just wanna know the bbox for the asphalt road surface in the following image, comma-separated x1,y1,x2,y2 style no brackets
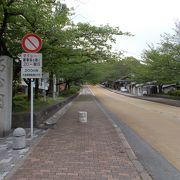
89,85,180,180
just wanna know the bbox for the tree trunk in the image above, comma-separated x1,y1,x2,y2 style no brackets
27,80,31,101
56,78,60,96
65,81,70,90
24,79,31,101
47,72,53,97
158,84,163,94
35,79,39,99
12,61,21,97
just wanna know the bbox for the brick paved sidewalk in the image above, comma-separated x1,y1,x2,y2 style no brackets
7,93,150,180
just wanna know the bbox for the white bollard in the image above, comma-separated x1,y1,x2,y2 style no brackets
79,111,87,123
13,128,26,150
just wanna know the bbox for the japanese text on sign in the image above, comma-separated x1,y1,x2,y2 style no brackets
21,53,42,67
21,67,42,78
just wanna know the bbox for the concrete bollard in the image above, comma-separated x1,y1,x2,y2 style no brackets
79,111,87,123
13,128,26,150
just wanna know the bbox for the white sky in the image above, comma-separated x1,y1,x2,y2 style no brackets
64,0,180,60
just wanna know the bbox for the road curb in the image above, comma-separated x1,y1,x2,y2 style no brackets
115,126,152,180
91,88,152,179
92,91,153,180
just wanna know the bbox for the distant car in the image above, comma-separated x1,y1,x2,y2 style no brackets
143,90,148,95
120,87,128,92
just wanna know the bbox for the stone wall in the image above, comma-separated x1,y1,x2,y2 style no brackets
0,56,13,136
12,93,78,128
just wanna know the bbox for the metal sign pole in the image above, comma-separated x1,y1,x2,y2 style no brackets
21,33,43,140
31,79,34,139
43,82,46,102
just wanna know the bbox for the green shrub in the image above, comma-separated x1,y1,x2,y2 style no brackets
167,90,180,96
13,94,65,112
12,86,80,112
60,86,80,97
13,93,27,101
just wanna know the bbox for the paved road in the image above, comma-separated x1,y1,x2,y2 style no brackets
90,85,180,180
6,88,150,180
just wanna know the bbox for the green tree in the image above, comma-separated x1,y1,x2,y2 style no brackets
142,21,180,84
0,0,58,56
44,22,130,91
140,21,180,92
84,62,115,84
1,0,131,99
105,56,142,81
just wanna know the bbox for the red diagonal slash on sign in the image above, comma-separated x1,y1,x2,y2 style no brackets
22,33,42,53
27,37,38,49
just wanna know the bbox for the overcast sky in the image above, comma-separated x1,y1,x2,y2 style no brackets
64,0,180,59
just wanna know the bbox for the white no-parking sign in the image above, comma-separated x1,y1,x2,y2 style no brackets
22,33,42,53
21,33,43,139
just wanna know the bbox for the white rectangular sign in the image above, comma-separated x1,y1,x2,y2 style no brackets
21,67,42,78
21,53,42,67
42,72,49,80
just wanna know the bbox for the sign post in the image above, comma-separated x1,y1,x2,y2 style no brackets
21,33,42,139
31,79,34,138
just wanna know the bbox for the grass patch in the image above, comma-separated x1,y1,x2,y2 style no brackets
13,94,64,112
13,86,80,112
60,85,80,97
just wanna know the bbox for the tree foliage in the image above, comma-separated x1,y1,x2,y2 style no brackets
142,21,180,85
90,21,180,87
1,0,131,98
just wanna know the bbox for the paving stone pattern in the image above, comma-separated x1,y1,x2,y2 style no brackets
0,129,47,180
8,92,142,180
